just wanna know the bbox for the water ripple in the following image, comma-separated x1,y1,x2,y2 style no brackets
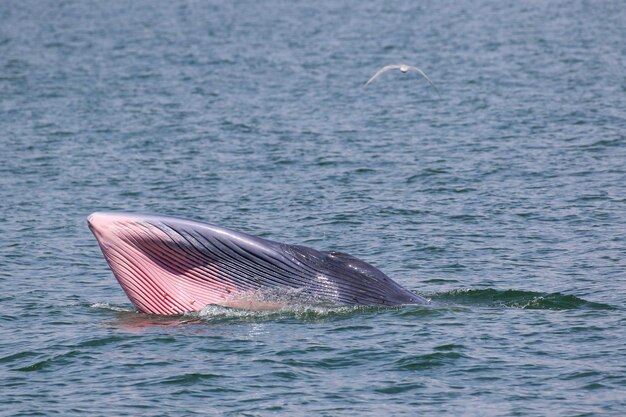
1,0,625,416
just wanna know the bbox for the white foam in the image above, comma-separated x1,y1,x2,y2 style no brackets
90,302,132,312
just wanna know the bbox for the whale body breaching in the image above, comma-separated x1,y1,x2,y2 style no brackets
88,212,428,315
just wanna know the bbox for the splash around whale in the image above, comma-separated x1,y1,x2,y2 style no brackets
88,212,428,315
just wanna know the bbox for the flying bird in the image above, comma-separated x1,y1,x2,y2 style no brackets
365,64,439,93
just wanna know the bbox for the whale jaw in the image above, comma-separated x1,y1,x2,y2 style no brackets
88,212,427,315
88,212,222,314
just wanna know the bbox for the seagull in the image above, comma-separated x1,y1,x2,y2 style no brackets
364,64,439,93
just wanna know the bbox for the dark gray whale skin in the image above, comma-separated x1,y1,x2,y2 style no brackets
88,212,428,314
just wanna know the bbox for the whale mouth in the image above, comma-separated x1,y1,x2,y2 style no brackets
88,212,427,315
87,212,292,314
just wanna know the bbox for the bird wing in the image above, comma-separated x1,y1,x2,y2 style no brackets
407,66,440,94
364,64,402,86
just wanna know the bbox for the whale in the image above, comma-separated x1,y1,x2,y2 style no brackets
88,212,427,314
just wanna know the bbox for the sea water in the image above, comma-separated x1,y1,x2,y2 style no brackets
1,0,625,415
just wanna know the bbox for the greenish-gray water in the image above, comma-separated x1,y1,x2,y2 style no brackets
1,0,625,416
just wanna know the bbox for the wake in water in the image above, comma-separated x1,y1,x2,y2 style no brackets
428,288,614,310
194,303,369,321
90,294,381,327
90,302,133,313
89,287,613,330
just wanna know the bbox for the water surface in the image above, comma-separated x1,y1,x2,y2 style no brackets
1,0,625,415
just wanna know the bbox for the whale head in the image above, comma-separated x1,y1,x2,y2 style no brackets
88,212,427,314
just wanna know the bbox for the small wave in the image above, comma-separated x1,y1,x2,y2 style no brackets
158,373,224,385
190,287,381,322
429,288,614,310
90,302,133,312
193,303,376,322
92,298,384,329
394,351,468,370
